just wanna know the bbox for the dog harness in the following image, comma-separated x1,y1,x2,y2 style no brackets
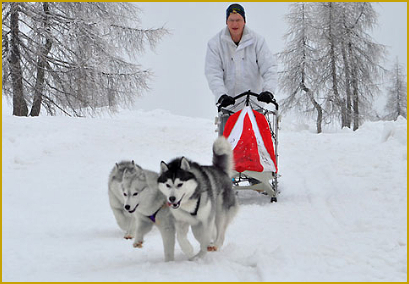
146,203,166,223
190,196,201,216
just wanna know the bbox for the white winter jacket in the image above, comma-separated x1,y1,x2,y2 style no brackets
205,26,277,108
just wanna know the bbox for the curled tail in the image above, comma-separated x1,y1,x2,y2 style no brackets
212,136,234,177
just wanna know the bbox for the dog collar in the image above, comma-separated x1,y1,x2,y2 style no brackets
147,203,165,223
190,196,201,216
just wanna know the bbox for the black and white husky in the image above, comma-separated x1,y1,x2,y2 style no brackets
158,137,238,260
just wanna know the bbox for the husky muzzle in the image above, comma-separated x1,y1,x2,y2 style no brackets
167,194,184,209
125,203,139,213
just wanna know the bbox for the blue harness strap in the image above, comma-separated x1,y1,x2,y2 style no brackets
147,204,165,223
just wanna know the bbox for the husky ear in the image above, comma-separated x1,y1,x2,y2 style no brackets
180,157,190,171
133,163,145,179
160,161,169,174
123,168,131,178
138,171,146,181
133,163,143,172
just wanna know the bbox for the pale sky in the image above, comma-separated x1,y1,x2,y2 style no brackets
135,2,407,119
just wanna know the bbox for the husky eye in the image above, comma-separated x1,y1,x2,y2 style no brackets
177,183,183,188
123,193,127,197
133,192,138,196
166,184,171,188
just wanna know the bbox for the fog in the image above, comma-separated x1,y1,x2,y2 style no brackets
135,2,407,119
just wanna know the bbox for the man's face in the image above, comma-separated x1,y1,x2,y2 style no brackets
227,13,245,40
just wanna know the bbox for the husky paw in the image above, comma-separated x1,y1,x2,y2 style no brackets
133,241,143,248
124,234,134,240
207,246,218,252
189,250,208,261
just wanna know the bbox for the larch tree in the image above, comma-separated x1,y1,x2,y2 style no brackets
278,2,386,131
3,3,28,116
385,58,407,120
279,2,324,133
315,2,348,128
2,2,168,117
337,2,386,130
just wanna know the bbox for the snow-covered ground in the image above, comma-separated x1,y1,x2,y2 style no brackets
2,103,407,281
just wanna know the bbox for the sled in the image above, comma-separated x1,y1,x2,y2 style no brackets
217,91,279,202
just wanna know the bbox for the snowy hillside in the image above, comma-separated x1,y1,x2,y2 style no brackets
2,105,407,281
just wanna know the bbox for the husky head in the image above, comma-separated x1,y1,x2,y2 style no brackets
121,163,149,214
158,157,198,209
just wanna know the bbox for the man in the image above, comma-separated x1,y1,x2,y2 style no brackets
205,3,277,135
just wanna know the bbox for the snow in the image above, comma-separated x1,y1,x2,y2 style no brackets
2,101,407,281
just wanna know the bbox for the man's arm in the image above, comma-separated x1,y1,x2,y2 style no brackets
205,41,228,103
256,37,278,96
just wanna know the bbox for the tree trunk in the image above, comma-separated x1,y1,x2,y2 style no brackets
299,4,322,134
341,41,352,128
351,63,359,130
107,75,115,107
328,3,346,128
395,65,402,120
30,2,52,116
9,3,28,117
349,44,360,131
301,83,323,133
330,47,347,128
352,87,359,130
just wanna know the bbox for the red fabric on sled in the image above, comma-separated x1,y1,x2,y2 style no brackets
253,110,277,172
223,108,277,173
222,110,240,138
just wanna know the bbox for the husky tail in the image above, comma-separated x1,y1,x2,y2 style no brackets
212,136,234,177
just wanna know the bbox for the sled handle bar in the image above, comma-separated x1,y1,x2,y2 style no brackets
218,90,279,112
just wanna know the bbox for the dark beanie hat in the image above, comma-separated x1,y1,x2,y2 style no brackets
226,4,246,22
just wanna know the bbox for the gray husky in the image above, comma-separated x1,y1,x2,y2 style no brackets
108,161,138,239
108,161,176,262
158,137,239,260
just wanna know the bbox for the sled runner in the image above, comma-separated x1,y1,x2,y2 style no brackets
217,91,279,202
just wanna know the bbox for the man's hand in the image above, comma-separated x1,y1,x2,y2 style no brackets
257,91,275,103
217,94,235,108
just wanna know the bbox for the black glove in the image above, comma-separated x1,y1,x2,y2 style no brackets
257,91,275,104
217,94,235,108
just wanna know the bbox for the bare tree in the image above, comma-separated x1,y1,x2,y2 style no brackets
338,2,386,130
279,2,323,133
4,3,28,116
315,2,349,128
30,2,52,116
279,2,386,131
385,58,407,120
2,2,168,117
